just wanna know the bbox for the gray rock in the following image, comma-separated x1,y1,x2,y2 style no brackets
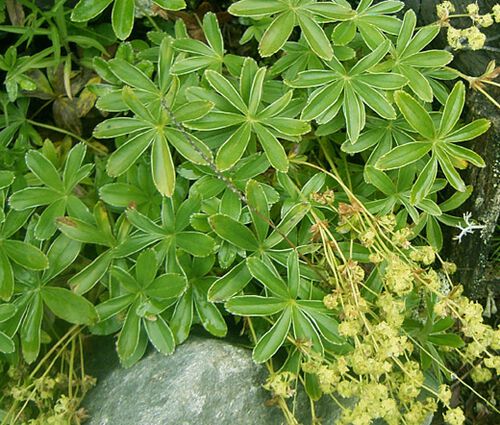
83,336,342,425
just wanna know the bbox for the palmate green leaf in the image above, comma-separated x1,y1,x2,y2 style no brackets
192,280,227,337
72,0,184,39
246,180,270,242
439,81,465,136
230,0,336,60
398,63,433,103
109,60,158,93
106,130,156,177
0,304,17,323
41,287,97,325
301,80,344,121
9,188,61,210
69,251,114,295
208,260,252,302
365,166,396,195
171,289,193,343
444,119,490,143
56,217,111,246
205,70,248,113
428,333,465,348
144,315,175,355
172,12,225,74
332,20,356,45
253,306,292,363
225,296,287,316
96,294,135,321
351,40,390,75
71,0,113,22
152,134,176,197
292,307,323,354
246,256,289,299
176,232,216,257
25,150,63,191
392,11,452,101
410,157,438,204
189,64,310,171
216,123,252,171
112,0,135,40
117,302,141,361
426,215,443,251
443,144,485,168
394,91,435,139
376,142,431,170
21,294,43,363
0,251,14,301
209,214,259,251
343,85,365,143
0,331,15,353
403,51,453,68
253,123,289,172
325,0,403,50
145,273,187,299
43,235,81,282
228,0,287,16
297,13,333,61
3,240,48,270
435,148,466,192
0,171,15,189
352,80,396,119
153,0,186,11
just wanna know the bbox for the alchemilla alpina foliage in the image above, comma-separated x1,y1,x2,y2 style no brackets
0,0,499,424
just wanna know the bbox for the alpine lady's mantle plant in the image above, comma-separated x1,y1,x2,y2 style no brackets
0,0,498,424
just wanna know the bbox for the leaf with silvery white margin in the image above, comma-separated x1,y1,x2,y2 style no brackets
288,41,405,141
187,63,309,171
93,39,214,196
9,144,93,240
378,84,489,198
390,10,453,102
72,0,185,39
172,12,225,75
229,0,336,60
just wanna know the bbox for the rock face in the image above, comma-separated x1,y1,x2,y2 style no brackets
83,336,341,425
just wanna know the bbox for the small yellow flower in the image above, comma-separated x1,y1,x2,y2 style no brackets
476,13,494,27
493,4,500,22
444,407,465,425
441,261,457,274
410,246,435,265
437,1,456,19
263,371,296,398
484,355,500,374
470,365,492,383
447,26,463,49
464,26,487,50
467,3,480,15
438,384,452,405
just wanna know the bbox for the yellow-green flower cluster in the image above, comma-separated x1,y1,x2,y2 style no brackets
307,188,499,425
409,246,435,265
384,255,414,295
437,1,455,20
263,371,297,399
444,407,465,425
437,2,499,50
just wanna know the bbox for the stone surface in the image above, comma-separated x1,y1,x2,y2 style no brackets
83,336,342,425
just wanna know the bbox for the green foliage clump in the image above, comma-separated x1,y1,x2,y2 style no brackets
0,1,499,424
